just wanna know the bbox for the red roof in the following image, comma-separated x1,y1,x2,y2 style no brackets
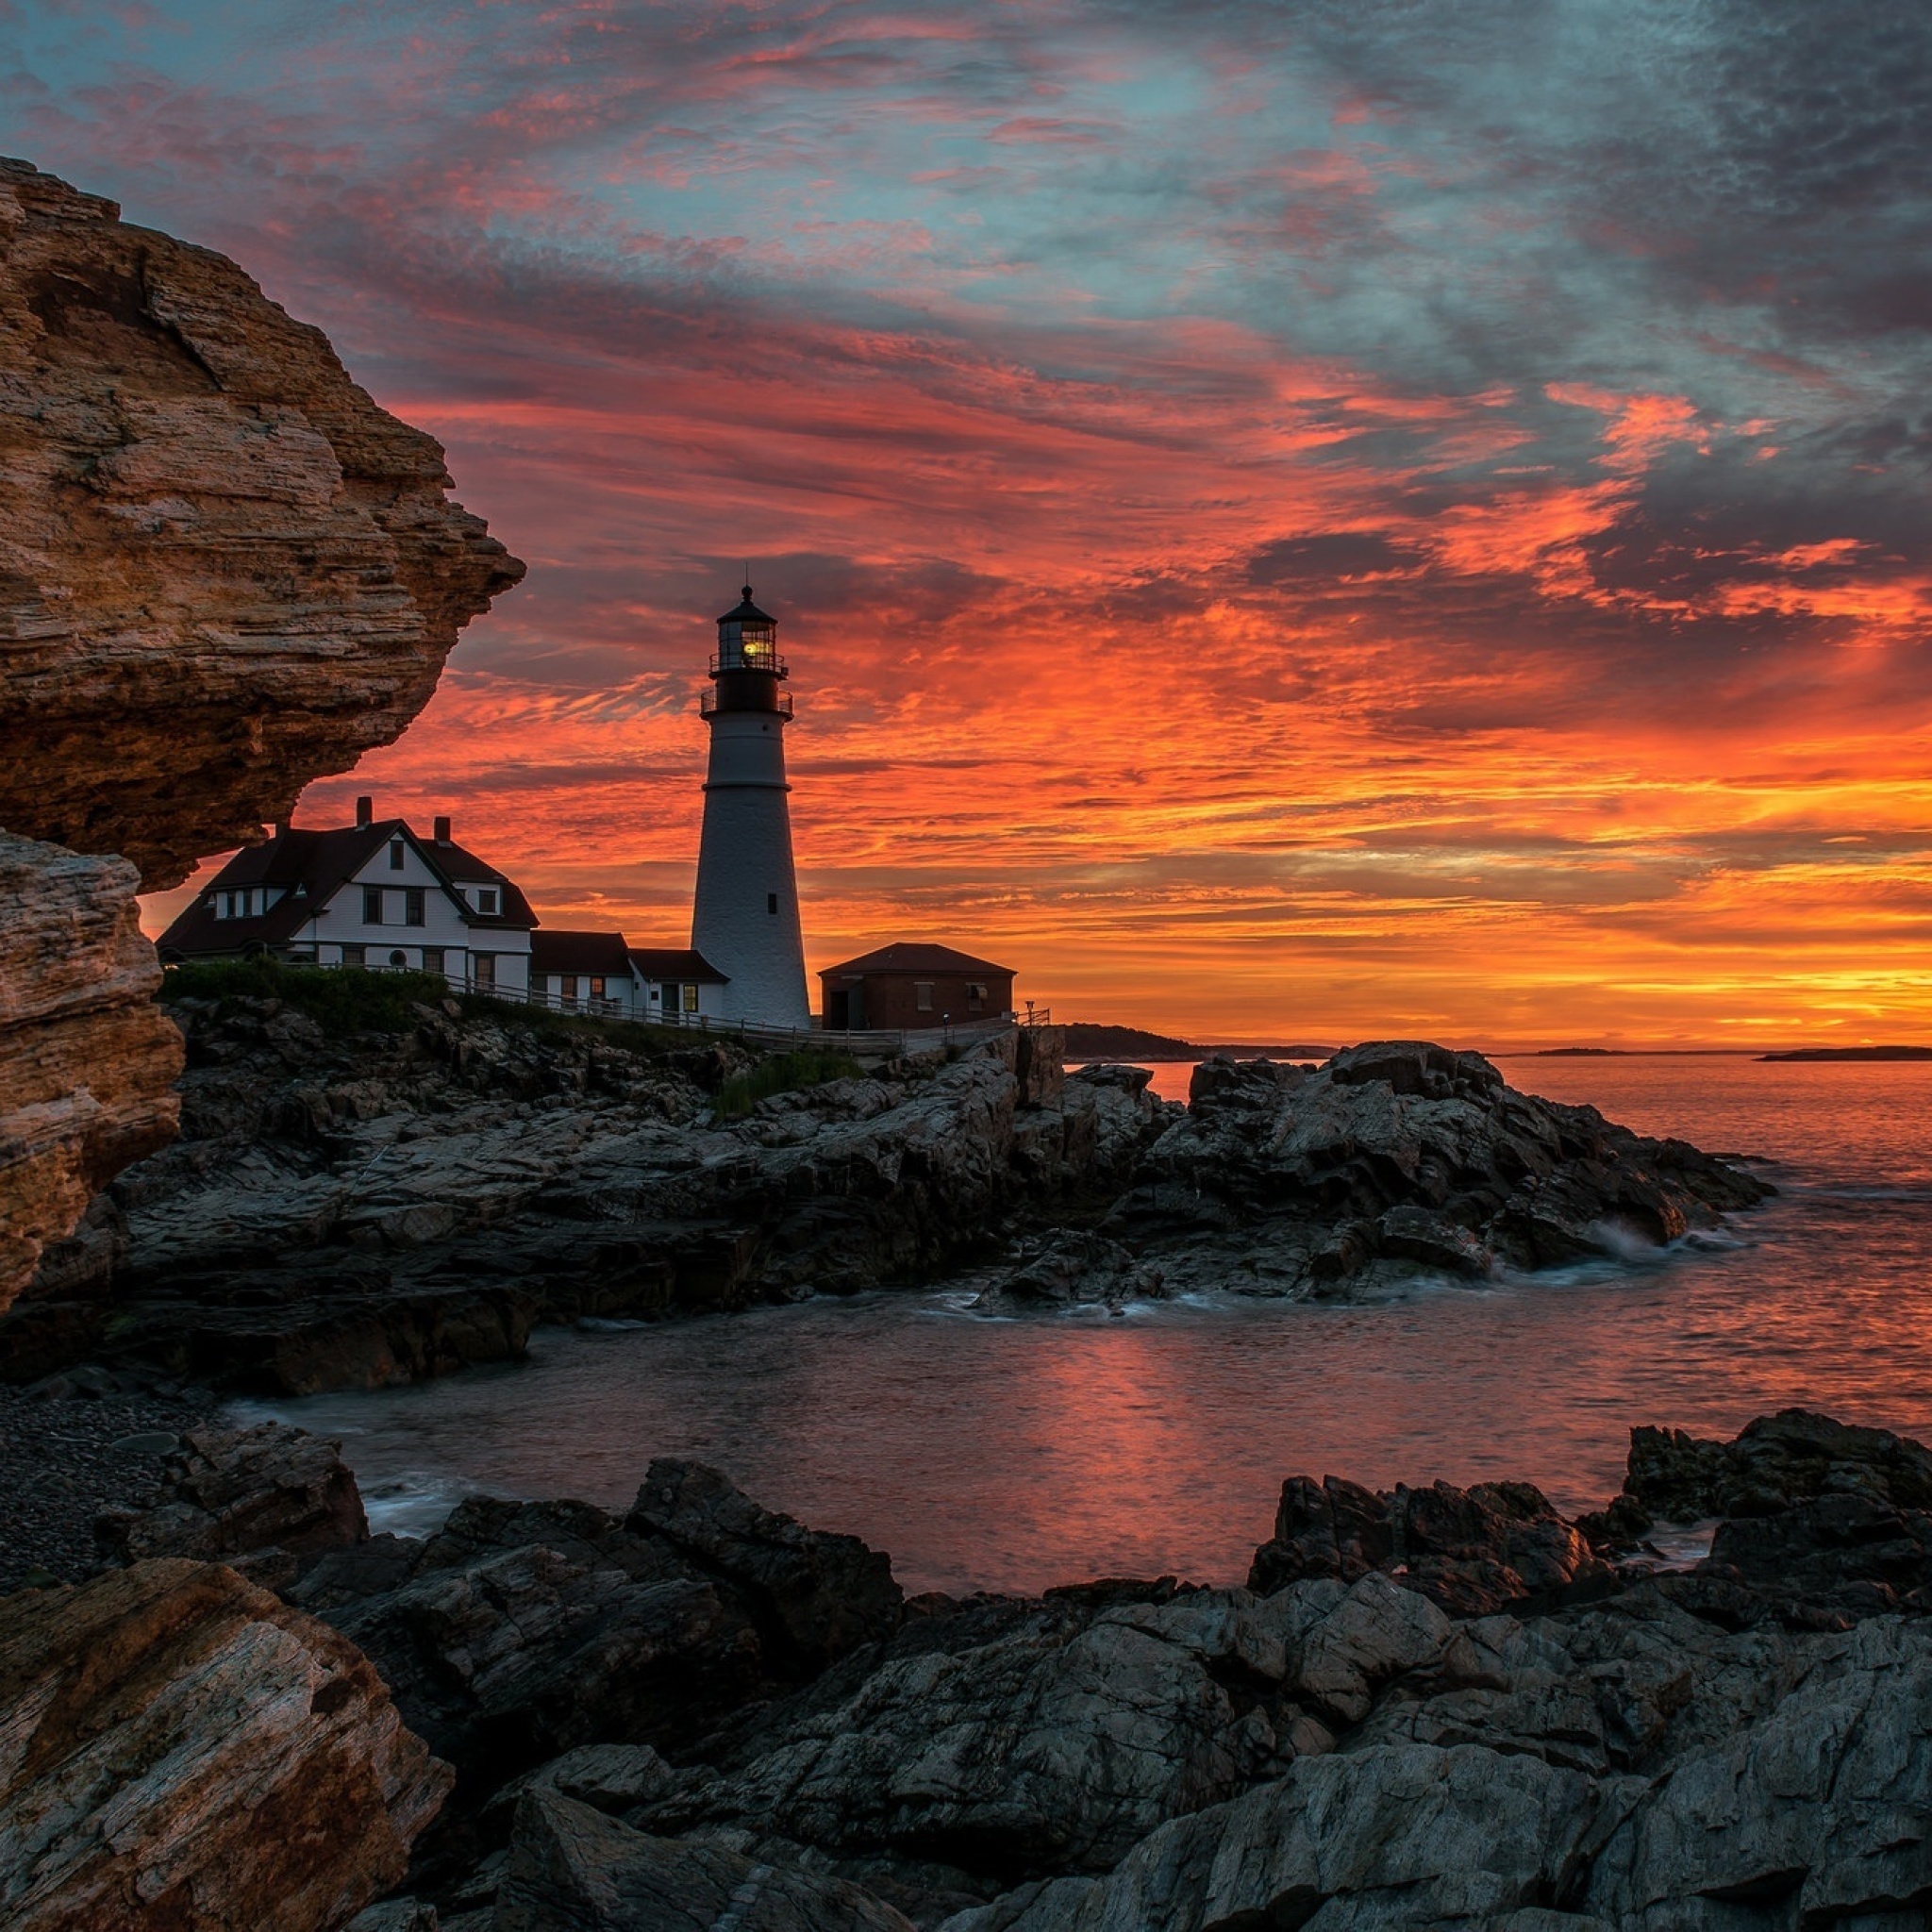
821,941,1012,978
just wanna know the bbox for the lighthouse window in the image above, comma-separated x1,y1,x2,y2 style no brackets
767,892,778,914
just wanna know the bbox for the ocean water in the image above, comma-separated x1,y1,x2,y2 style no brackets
238,1054,1932,1595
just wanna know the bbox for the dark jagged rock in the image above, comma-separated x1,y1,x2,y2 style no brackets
1624,1406,1932,1520
23,997,1170,1391
1248,1471,1610,1616
1115,1039,1772,1297
60,1410,1932,1931
968,1228,1165,1314
627,1457,905,1672
93,1419,366,1587
318,1494,764,1790
496,1790,917,1931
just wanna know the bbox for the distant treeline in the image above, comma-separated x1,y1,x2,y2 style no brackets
1062,1022,1333,1061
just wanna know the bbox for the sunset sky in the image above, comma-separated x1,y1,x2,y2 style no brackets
10,2,1932,1045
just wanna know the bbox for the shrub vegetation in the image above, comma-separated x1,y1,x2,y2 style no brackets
712,1049,865,1120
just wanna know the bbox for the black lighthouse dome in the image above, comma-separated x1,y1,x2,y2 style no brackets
706,581,792,716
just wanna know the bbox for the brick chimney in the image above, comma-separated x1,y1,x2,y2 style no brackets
433,814,452,843
355,795,373,827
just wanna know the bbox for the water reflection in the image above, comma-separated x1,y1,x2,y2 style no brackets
242,1057,1932,1596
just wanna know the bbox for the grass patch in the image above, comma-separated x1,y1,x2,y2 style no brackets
160,957,456,1034
712,1049,865,1121
159,957,684,1056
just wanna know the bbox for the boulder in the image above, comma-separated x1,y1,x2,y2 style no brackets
1624,1407,1932,1521
0,1558,449,1931
970,1230,1165,1314
934,1742,1605,1932
1126,1040,1771,1298
495,1789,917,1931
1249,1471,1609,1615
647,1580,1432,1879
94,1420,368,1585
627,1458,904,1671
324,1495,763,1787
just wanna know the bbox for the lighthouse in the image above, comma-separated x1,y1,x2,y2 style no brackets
691,584,812,1027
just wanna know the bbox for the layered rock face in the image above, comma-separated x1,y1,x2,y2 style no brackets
0,158,523,887
0,1558,449,1931
0,158,523,1321
0,834,181,1301
82,1409,1932,1930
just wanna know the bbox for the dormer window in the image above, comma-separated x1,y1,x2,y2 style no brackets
476,888,499,915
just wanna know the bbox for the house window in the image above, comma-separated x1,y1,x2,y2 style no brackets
915,981,934,1012
423,948,445,975
362,886,383,924
342,944,366,968
589,976,606,999
388,949,408,968
649,987,660,1002
681,983,699,1013
767,892,777,914
389,840,405,871
560,975,578,1004
405,887,425,926
474,954,496,991
476,888,499,915
967,982,987,1007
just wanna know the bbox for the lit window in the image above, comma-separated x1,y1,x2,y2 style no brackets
590,976,606,999
389,840,405,871
363,886,383,924
405,887,425,926
560,975,578,999
682,983,699,1013
915,981,934,1012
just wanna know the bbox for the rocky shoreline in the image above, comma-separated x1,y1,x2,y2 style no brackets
8,1405,1932,1930
3,982,1772,1395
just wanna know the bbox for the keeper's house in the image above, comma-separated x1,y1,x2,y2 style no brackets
819,942,1015,1031
157,797,536,994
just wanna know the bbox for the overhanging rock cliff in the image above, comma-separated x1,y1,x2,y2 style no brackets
0,158,523,1316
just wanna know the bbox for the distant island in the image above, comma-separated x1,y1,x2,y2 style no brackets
1062,1022,1334,1061
1535,1047,1627,1057
1760,1045,1932,1062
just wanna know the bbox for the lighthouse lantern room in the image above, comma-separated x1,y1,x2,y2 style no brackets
690,585,812,1027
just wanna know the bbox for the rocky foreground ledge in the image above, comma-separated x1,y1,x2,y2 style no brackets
5,1407,1931,1930
6,991,1769,1392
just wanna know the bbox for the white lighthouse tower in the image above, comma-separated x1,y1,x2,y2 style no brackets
691,584,812,1027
